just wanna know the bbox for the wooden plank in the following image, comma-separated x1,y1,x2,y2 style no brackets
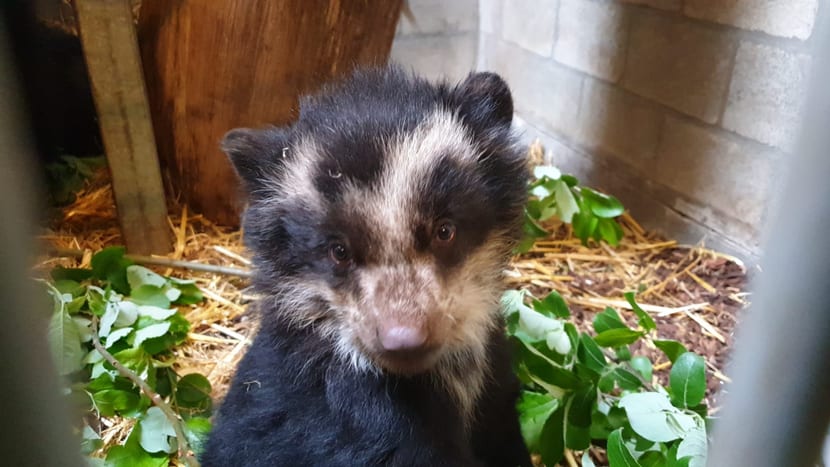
138,0,403,226
74,0,170,254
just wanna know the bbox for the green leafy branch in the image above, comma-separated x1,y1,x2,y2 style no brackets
519,166,625,253
503,290,708,467
88,315,196,466
46,246,212,466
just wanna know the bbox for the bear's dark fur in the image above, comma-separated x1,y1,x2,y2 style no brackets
202,67,532,467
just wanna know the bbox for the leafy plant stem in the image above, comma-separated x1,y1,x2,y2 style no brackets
90,316,197,467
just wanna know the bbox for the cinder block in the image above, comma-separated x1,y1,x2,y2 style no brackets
622,13,736,123
575,79,663,173
397,0,479,36
617,0,681,11
554,0,629,82
515,116,764,259
502,0,558,56
486,41,584,140
685,0,818,40
655,115,777,229
723,41,811,151
390,34,478,83
480,0,502,34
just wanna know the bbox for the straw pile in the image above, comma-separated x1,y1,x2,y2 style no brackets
36,147,748,455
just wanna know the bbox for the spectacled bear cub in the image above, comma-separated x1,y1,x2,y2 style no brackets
201,67,532,467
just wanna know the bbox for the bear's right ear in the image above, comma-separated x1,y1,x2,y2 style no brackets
221,127,288,196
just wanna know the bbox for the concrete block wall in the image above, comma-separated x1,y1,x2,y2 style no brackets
390,0,480,82
474,0,820,261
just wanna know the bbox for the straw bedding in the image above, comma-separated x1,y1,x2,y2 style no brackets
35,145,748,458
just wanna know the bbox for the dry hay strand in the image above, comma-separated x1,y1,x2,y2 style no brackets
37,165,749,456
510,216,747,404
37,170,254,407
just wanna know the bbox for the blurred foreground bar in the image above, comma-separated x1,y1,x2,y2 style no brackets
707,4,830,467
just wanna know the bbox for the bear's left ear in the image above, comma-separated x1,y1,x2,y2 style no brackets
451,72,514,130
221,127,288,197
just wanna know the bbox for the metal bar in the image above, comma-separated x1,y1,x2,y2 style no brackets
707,5,830,466
0,6,83,466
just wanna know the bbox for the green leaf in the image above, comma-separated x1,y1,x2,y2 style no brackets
607,428,642,467
176,373,212,406
594,328,643,347
577,334,607,374
53,279,85,297
99,300,137,337
615,345,632,361
654,340,688,364
639,451,667,467
90,246,133,294
625,292,657,332
515,343,581,391
81,424,103,455
564,390,594,450
184,417,212,457
133,322,171,349
105,327,133,348
92,389,140,417
48,304,84,375
140,313,190,354
670,353,706,408
630,356,653,381
105,425,169,467
667,442,692,467
571,194,599,243
532,290,570,319
538,407,565,467
515,236,538,254
567,386,596,428
534,165,562,180
619,392,694,443
87,287,108,316
130,285,171,308
676,422,707,467
597,218,623,246
554,180,579,223
516,305,571,355
615,367,643,390
127,265,168,290
523,209,549,237
51,267,93,282
168,278,203,305
139,407,177,454
565,421,591,450
517,391,559,452
136,306,177,321
561,174,579,187
593,307,627,334
582,187,625,218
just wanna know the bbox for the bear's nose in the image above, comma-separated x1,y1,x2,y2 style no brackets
379,324,427,352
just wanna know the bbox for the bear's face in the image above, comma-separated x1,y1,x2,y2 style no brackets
224,68,527,376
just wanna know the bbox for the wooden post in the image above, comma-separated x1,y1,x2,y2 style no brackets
138,0,403,226
74,0,171,254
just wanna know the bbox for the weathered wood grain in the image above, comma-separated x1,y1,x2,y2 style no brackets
75,0,171,254
138,0,403,226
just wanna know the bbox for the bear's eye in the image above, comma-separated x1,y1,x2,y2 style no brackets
434,221,456,244
328,242,351,265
